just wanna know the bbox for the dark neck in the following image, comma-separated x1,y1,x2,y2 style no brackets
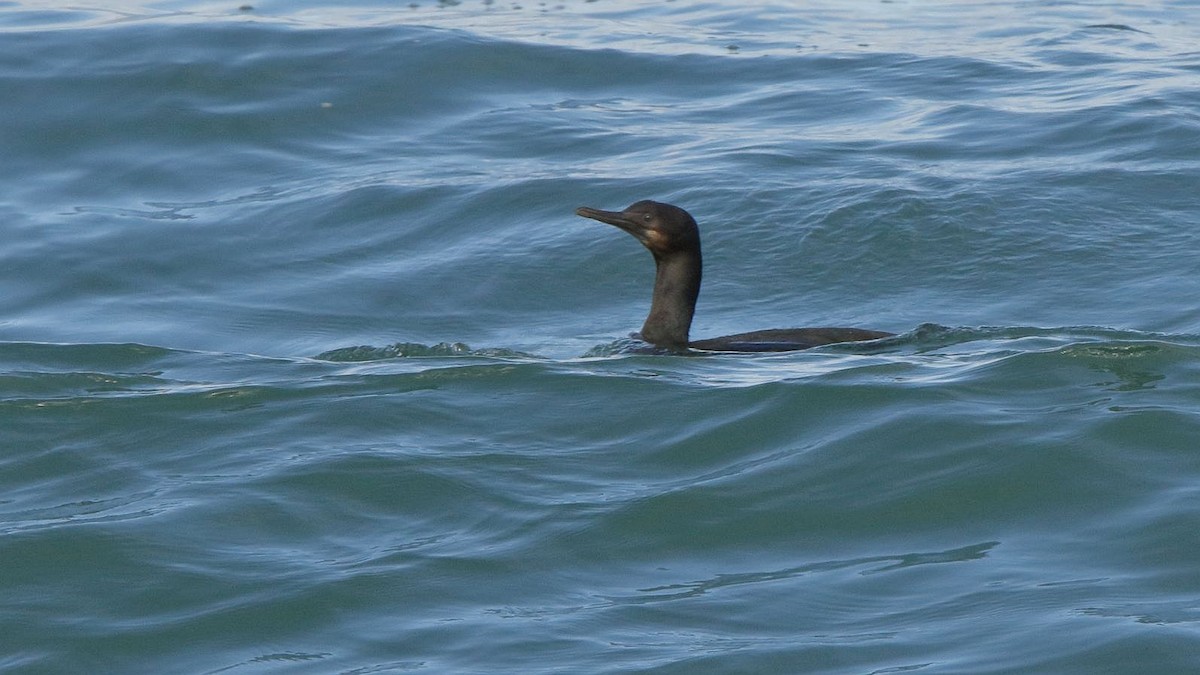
640,249,702,349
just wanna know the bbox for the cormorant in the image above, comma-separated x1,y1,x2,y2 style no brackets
575,200,894,352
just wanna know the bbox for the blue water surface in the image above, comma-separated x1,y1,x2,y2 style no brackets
2,1,1200,672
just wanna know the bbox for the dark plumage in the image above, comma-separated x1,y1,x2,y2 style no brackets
575,200,894,352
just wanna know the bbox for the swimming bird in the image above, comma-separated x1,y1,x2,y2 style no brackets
575,200,894,352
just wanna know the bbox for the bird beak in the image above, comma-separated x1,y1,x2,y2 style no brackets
576,206,647,240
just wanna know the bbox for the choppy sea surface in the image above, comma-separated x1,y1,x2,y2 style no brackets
3,1,1200,672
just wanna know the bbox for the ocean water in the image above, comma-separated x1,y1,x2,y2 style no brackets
3,0,1200,672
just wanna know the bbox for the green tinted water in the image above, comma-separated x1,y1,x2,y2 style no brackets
2,1,1200,672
